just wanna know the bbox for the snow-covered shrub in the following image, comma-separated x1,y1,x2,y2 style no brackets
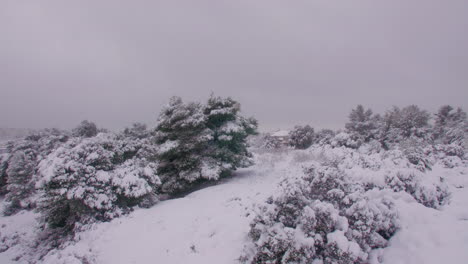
242,165,399,264
331,132,360,149
2,130,70,215
399,137,432,171
315,129,336,146
433,143,465,159
433,105,467,145
37,133,160,235
0,153,9,195
288,125,314,149
123,122,152,139
260,134,283,150
155,95,257,194
384,169,449,209
379,105,431,148
72,120,98,138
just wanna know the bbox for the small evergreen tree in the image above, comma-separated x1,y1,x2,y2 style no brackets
203,95,258,172
123,122,151,139
2,130,69,215
288,125,314,149
4,148,36,215
433,105,467,145
155,95,257,194
345,105,380,144
155,97,211,193
72,120,98,138
379,105,431,148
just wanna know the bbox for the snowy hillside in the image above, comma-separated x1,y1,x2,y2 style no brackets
1,146,467,264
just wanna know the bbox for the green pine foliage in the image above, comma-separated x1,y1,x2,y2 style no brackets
155,95,257,194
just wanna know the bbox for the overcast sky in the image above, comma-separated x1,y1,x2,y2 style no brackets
1,0,467,131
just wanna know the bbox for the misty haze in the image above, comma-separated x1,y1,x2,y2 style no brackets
1,1,467,264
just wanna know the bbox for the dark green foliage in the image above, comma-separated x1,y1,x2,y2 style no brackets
345,105,380,144
289,125,315,149
379,105,431,148
72,120,98,138
433,105,467,145
155,95,257,194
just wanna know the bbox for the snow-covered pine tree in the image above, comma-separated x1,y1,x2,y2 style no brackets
379,105,431,148
155,97,211,194
433,105,467,145
155,95,257,194
288,125,314,149
0,152,9,195
4,146,36,215
123,122,151,139
72,120,98,138
2,129,69,215
345,105,380,144
203,95,258,175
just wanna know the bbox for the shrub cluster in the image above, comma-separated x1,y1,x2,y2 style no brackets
36,133,160,234
242,165,400,264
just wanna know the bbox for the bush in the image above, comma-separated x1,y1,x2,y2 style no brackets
331,132,360,149
289,125,314,149
315,129,336,146
242,165,399,264
37,133,160,235
72,120,98,138
2,130,70,215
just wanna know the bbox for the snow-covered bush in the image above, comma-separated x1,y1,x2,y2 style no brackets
312,145,450,209
37,133,160,235
331,132,360,149
315,129,336,146
0,153,9,195
72,120,98,138
379,105,431,148
155,95,257,194
123,122,152,139
399,137,432,171
288,125,314,149
384,169,449,209
2,130,70,215
433,105,467,145
242,165,400,264
259,134,283,150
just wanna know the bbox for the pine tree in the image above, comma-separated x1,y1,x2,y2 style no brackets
155,97,211,193
4,148,36,215
155,95,257,194
345,105,380,143
72,120,98,138
203,95,258,172
434,105,467,145
379,105,431,147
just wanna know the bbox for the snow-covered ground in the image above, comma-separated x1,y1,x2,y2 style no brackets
1,149,468,264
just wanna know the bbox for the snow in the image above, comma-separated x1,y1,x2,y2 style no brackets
1,147,468,263
379,166,468,264
271,130,289,137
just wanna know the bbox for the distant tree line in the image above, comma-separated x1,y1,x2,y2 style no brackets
286,104,467,151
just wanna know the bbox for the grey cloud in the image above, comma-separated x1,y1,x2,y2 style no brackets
1,0,467,131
